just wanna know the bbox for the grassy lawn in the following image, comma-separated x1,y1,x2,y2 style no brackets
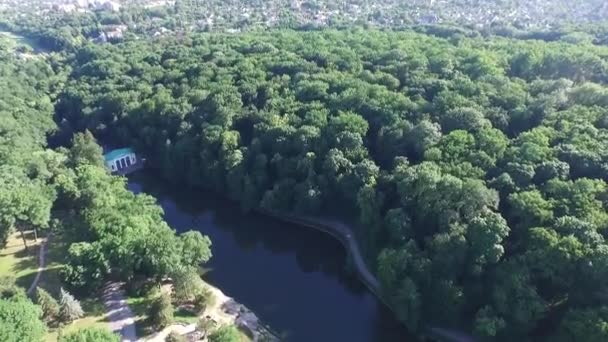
0,231,45,289
44,299,108,342
126,294,199,337
0,231,110,341
0,31,45,53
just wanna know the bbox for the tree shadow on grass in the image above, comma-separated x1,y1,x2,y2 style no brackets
126,296,155,336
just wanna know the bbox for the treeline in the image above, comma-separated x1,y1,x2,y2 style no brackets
0,37,211,340
54,29,608,340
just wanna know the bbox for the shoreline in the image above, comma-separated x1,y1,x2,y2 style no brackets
143,280,278,342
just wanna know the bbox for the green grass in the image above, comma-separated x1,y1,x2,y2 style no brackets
0,31,44,53
0,231,110,341
175,307,199,324
0,231,45,289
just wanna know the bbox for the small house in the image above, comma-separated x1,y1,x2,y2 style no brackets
104,148,137,172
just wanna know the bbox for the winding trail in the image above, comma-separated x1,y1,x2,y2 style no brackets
258,211,382,297
102,282,138,342
26,234,50,295
259,211,475,342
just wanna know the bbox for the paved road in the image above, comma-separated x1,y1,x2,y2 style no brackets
102,282,138,342
26,234,50,295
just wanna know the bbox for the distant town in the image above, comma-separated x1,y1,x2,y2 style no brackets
1,0,607,43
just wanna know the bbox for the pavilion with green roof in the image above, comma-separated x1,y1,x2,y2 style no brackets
104,147,137,173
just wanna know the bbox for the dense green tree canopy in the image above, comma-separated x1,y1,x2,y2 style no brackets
52,28,608,340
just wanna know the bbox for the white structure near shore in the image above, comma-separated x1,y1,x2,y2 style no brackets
104,148,137,173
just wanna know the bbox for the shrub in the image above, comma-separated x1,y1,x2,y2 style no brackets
193,287,215,313
208,325,241,342
197,317,217,335
165,331,186,342
149,292,173,329
59,327,120,342
59,288,84,323
36,287,60,323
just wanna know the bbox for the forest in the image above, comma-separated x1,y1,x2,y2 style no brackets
0,36,213,340
49,28,608,341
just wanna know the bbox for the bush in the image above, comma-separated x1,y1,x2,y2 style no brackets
36,287,60,323
149,292,173,329
197,317,217,335
193,287,215,313
59,288,84,323
208,325,241,342
0,295,46,341
171,266,205,304
59,327,120,342
165,331,186,342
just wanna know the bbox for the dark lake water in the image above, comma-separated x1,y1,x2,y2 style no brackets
127,172,414,342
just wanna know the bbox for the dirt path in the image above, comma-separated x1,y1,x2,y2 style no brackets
26,234,50,295
102,282,138,342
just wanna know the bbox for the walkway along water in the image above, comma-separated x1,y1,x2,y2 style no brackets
257,210,474,342
257,211,382,300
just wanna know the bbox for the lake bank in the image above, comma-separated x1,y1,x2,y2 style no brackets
127,171,415,342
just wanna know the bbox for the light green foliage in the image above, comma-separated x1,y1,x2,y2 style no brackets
0,295,46,342
165,331,187,342
0,15,608,341
67,131,105,168
149,292,173,329
171,266,205,304
51,28,608,340
208,325,241,342
59,288,84,323
59,327,121,342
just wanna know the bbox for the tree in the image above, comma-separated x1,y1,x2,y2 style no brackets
171,266,205,304
67,131,105,168
0,296,46,342
179,231,212,266
558,307,608,342
59,288,84,323
193,287,215,314
62,242,109,291
149,292,173,329
59,327,121,342
208,325,241,342
36,287,60,323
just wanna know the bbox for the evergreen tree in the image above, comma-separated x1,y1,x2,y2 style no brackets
36,287,60,323
59,288,84,323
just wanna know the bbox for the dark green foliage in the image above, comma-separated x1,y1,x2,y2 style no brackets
54,29,608,340
59,327,121,342
36,287,60,323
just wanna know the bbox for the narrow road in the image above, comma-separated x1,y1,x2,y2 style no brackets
102,282,138,342
26,234,50,295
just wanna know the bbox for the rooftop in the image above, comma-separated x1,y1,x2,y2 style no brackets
104,148,134,162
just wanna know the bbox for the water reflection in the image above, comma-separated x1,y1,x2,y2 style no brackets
128,172,415,342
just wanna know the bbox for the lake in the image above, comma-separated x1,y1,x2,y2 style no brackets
127,172,415,342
